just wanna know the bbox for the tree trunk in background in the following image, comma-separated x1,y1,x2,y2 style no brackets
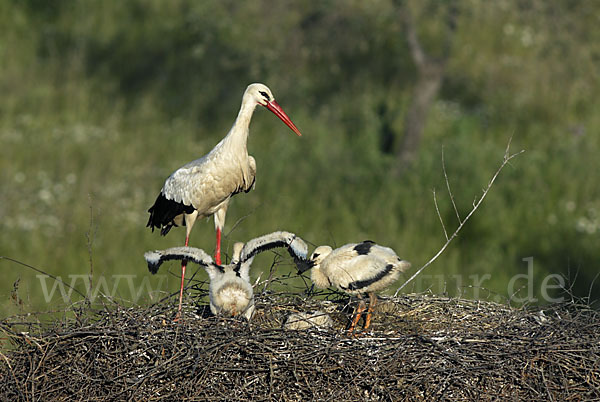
394,1,457,174
397,62,445,171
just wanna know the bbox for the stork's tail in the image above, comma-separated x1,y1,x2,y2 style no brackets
147,192,195,235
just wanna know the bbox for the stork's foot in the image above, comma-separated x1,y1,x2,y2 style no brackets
363,292,378,330
347,300,367,335
173,309,184,322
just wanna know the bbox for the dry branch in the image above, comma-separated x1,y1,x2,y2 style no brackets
395,138,524,296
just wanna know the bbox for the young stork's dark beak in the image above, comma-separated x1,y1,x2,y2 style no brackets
296,259,314,274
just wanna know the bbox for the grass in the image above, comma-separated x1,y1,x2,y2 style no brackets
1,0,599,317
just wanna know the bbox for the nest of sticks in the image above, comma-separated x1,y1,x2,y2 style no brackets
1,277,599,401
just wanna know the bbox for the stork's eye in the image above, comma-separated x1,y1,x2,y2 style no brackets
312,253,320,259
259,91,270,101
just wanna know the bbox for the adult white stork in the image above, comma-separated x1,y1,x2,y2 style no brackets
297,240,410,333
144,231,308,320
146,83,301,318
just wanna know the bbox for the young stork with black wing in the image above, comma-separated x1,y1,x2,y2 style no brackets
298,240,410,333
144,231,308,320
146,84,302,318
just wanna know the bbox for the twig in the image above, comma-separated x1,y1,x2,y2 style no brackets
261,256,284,294
395,138,524,296
442,146,462,224
433,189,448,241
0,256,87,300
86,195,95,300
226,206,259,238
587,272,600,305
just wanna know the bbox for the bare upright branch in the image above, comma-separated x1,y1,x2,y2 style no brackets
86,196,95,300
433,189,449,241
442,147,462,224
395,138,524,296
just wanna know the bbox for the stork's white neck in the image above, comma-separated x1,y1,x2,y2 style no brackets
222,95,259,151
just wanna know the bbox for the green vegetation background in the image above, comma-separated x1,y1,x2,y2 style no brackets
1,0,599,315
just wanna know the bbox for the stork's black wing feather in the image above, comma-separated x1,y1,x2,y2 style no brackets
144,247,222,275
147,192,196,236
240,231,309,268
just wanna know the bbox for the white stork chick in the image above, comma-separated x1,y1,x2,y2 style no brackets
209,242,255,320
298,240,410,333
144,231,308,320
284,311,334,331
146,83,301,318
144,243,254,319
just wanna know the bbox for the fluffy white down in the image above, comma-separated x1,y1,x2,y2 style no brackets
309,246,334,289
209,276,254,320
143,251,161,266
284,311,334,330
309,243,410,295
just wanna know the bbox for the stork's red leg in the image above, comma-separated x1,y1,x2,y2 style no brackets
364,292,378,330
348,299,367,335
215,227,222,265
175,263,186,320
175,234,191,321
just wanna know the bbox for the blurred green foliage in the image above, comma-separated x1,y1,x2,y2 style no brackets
1,0,599,315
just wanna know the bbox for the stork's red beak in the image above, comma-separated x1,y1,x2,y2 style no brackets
265,100,302,136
